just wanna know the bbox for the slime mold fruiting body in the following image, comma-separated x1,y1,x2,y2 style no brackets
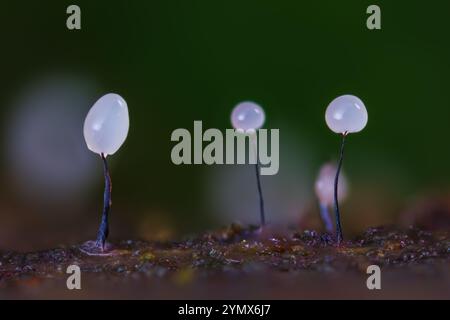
231,101,266,226
81,93,129,255
325,94,367,243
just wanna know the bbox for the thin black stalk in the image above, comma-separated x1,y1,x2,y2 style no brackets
334,133,347,244
255,162,266,227
96,153,112,250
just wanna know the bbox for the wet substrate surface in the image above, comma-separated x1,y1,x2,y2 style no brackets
1,225,449,299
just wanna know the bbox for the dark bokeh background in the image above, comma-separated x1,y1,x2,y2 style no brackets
1,1,450,250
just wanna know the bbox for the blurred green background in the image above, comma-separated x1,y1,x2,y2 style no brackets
1,1,450,250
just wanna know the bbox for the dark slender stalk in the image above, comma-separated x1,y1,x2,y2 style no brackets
96,153,112,251
255,162,266,227
334,133,347,244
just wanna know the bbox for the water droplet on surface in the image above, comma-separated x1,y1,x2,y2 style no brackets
83,93,129,156
315,163,348,206
231,101,265,131
325,95,368,134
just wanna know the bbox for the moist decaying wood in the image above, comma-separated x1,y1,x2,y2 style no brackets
0,225,449,299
